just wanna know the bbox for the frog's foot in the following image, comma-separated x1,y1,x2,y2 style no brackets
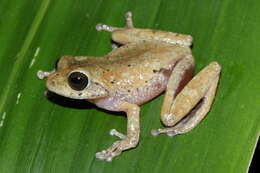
96,130,127,161
96,141,122,162
96,11,134,32
96,137,137,162
151,128,179,137
37,69,55,79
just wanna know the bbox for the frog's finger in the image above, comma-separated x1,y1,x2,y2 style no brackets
96,24,119,32
110,129,127,139
37,69,55,79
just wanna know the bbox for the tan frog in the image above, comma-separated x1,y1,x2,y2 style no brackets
37,12,221,162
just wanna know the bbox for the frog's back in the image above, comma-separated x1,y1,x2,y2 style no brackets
105,40,191,70
99,41,191,86
100,40,191,81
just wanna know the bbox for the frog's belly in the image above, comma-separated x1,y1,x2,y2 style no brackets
90,73,169,111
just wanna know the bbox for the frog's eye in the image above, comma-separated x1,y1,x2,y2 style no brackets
68,72,89,91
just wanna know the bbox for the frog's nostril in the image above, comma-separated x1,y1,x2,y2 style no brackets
46,79,56,89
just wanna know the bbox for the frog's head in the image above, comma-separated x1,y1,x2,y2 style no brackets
38,56,109,100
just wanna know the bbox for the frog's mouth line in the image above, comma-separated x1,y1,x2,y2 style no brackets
47,87,87,100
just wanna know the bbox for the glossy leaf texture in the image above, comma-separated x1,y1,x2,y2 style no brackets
0,0,259,172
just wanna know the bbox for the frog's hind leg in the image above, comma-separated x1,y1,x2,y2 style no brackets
96,11,192,47
96,12,134,49
151,61,221,137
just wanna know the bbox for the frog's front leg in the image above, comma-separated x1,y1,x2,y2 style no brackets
151,59,221,137
96,102,140,162
37,69,55,79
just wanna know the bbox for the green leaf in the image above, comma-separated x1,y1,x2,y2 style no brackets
0,0,259,172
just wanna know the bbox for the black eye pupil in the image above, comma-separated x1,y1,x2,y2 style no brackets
68,72,89,91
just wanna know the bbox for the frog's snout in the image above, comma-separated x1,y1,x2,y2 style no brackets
46,72,65,92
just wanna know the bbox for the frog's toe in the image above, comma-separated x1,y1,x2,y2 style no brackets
125,11,132,18
96,140,123,162
96,150,113,162
166,131,178,137
96,24,119,32
37,70,55,79
151,129,160,136
109,129,126,139
151,128,178,137
37,70,47,79
96,11,134,33
125,11,134,28
96,149,122,162
151,128,167,136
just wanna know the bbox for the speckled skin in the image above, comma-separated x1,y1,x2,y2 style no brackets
91,41,192,111
45,38,192,109
37,12,221,162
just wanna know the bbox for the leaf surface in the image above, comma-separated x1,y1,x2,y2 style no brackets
0,0,259,172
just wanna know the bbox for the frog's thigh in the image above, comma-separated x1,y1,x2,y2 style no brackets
160,55,194,117
152,62,221,136
112,28,192,46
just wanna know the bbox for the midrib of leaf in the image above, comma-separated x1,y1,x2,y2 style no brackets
0,0,51,113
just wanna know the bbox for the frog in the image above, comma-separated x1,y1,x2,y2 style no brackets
37,11,221,162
